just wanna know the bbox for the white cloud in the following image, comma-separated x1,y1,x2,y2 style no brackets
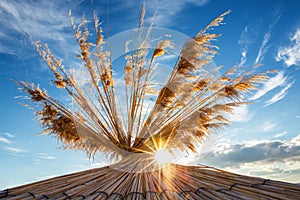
43,156,56,160
201,134,300,183
118,0,209,27
0,0,77,56
0,0,69,38
255,11,280,64
274,131,288,138
3,146,25,153
238,48,247,67
0,32,9,40
230,161,300,183
291,134,300,144
238,26,252,47
36,153,56,160
144,0,209,26
262,121,277,132
205,134,300,166
239,12,280,67
264,81,294,107
237,26,251,67
228,105,253,122
250,70,287,100
3,132,15,138
255,31,271,64
296,116,300,119
0,136,11,144
276,29,300,67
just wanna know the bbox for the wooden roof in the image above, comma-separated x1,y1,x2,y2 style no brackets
1,164,300,200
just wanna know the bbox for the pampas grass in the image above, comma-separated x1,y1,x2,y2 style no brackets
17,6,275,163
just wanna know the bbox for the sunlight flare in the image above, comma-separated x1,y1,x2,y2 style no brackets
154,148,173,165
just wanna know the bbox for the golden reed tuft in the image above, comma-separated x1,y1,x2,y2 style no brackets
17,6,275,161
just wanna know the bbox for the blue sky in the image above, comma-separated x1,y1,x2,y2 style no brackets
1,0,300,189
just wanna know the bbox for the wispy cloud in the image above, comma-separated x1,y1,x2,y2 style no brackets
264,80,294,107
35,153,56,160
3,132,15,138
0,32,18,55
0,0,69,38
250,70,287,100
239,48,247,67
276,29,300,67
237,24,262,67
238,26,253,47
228,105,253,122
0,133,15,144
237,26,252,67
262,121,277,132
3,146,25,153
0,136,11,144
238,11,280,67
118,0,209,27
255,12,280,65
144,0,209,26
274,131,287,138
0,0,76,56
255,31,271,64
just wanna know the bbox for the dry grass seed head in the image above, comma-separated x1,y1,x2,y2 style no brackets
17,9,274,162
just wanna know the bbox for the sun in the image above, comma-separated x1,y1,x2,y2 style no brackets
154,149,173,165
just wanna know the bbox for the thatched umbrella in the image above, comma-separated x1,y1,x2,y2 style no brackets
2,6,300,200
2,163,300,199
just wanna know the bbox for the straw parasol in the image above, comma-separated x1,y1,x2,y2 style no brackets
2,6,300,200
1,163,300,199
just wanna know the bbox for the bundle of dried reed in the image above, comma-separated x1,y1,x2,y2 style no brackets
17,6,274,166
